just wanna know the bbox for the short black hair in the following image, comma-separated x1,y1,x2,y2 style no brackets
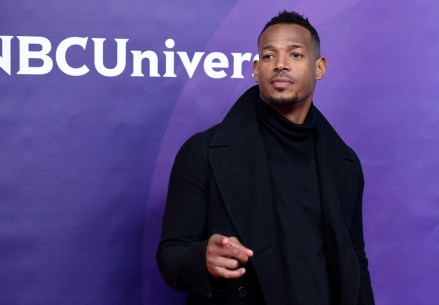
258,10,321,56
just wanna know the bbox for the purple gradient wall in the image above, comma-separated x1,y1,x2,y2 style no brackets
1,1,438,304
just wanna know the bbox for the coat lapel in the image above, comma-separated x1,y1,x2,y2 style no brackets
209,139,276,252
208,86,286,305
208,86,278,253
314,125,361,305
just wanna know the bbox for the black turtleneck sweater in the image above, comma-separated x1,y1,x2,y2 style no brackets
256,97,331,305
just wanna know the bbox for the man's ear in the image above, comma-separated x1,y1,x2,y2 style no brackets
253,60,259,83
315,57,327,80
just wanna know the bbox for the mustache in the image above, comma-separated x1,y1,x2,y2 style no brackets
270,71,295,82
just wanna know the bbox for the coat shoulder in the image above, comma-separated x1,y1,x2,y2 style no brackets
179,125,219,153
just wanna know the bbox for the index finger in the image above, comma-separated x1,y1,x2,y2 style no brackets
210,234,229,246
225,237,254,257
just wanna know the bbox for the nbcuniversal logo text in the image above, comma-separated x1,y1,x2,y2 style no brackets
0,36,258,78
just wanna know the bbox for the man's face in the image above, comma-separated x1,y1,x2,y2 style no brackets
254,23,326,107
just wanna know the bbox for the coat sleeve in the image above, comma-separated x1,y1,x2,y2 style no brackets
156,132,214,298
350,161,375,305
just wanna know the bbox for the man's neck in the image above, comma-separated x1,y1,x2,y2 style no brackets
265,100,312,125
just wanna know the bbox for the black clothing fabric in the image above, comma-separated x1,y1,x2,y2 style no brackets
256,98,331,305
157,85,375,305
256,96,316,163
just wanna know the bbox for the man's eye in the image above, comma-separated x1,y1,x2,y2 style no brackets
263,54,274,60
291,53,302,58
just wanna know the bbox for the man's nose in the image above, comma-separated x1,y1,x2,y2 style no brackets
274,54,290,71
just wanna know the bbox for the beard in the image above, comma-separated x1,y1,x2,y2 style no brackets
267,94,300,106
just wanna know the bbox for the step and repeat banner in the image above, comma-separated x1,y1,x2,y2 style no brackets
1,1,438,304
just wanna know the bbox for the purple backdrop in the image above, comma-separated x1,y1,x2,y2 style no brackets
1,1,438,305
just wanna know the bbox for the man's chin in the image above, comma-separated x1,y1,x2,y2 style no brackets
267,95,299,106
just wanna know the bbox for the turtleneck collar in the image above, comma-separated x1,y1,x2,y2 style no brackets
256,95,316,163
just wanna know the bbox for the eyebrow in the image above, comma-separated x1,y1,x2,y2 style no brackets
261,43,306,51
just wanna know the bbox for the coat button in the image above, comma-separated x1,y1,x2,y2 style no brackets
237,286,248,299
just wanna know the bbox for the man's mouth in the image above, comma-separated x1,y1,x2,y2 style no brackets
271,77,294,89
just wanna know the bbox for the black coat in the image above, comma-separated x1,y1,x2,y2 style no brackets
157,86,375,305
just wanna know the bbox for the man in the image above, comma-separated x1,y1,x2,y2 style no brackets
157,11,375,305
